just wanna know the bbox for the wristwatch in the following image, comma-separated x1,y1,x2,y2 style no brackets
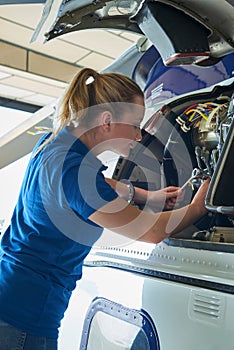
120,179,135,204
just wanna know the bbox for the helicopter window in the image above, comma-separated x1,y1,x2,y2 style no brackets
80,297,160,350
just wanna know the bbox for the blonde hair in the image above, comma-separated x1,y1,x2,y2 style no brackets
36,67,144,153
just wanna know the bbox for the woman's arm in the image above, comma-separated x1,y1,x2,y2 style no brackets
105,178,180,209
89,179,209,244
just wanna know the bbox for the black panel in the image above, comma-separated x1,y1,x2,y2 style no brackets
206,113,234,213
134,2,211,65
0,97,40,113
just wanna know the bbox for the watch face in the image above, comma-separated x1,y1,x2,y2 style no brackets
119,179,135,204
128,182,135,204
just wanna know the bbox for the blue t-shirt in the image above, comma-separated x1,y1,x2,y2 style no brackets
0,127,118,338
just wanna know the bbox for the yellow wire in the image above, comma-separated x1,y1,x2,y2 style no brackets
185,101,223,122
185,109,208,120
188,111,196,121
34,126,44,130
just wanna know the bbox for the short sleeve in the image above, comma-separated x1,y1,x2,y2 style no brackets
62,161,118,220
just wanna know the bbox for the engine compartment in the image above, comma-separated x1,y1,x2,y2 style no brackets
112,81,234,247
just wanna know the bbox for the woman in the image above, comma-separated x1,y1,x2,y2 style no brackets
0,68,209,349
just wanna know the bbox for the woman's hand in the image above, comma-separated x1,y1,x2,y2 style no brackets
190,178,210,215
148,186,182,211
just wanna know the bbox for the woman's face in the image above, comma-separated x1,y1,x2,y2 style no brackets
108,95,145,157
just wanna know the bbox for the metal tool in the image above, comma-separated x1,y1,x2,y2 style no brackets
179,168,205,191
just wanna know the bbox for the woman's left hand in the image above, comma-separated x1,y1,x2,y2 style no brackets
147,186,182,211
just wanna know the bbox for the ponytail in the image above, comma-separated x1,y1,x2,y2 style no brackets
35,67,143,155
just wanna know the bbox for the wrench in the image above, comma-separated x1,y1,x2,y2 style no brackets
179,168,204,191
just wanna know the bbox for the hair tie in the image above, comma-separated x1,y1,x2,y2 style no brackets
85,76,95,85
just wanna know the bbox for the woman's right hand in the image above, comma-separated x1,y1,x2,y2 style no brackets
191,178,210,215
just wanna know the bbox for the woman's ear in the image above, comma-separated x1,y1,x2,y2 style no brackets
101,111,112,130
